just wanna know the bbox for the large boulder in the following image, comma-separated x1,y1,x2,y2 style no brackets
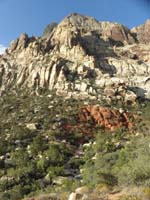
68,186,89,200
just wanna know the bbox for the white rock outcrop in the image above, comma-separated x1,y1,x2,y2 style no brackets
0,13,150,99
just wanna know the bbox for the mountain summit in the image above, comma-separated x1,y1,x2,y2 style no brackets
0,13,150,100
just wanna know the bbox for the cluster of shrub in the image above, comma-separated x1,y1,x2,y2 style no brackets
0,88,150,199
0,89,84,199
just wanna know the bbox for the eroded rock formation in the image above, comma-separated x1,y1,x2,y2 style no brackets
79,105,136,131
131,19,150,44
0,13,150,99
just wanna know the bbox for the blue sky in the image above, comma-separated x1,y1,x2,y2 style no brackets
0,0,149,51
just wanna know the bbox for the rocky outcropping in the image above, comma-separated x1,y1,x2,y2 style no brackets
62,105,136,135
79,105,136,131
68,186,89,200
0,13,150,99
103,82,137,104
131,19,150,44
42,22,58,38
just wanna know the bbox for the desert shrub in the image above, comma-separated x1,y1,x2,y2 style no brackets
114,136,150,186
0,139,8,155
82,126,150,188
82,130,119,187
36,158,48,172
119,195,141,200
11,149,30,167
30,135,48,156
0,192,11,200
61,178,81,192
45,144,65,166
1,89,150,199
82,152,118,187
46,166,64,180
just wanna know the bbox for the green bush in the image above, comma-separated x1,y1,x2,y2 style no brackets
114,136,150,186
30,135,48,156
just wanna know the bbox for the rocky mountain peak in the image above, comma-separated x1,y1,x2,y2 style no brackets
131,19,150,44
59,13,100,30
0,14,150,101
42,22,58,38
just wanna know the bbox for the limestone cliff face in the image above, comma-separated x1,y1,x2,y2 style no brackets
0,13,150,99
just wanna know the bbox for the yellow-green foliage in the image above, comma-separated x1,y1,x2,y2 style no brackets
119,195,141,200
143,187,150,199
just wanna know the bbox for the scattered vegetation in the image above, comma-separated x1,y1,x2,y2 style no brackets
0,88,150,199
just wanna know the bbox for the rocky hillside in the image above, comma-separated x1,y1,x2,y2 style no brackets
0,14,150,200
0,13,150,100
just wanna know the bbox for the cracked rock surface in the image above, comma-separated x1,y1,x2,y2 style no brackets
0,13,150,99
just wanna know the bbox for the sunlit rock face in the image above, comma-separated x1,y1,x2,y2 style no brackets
131,19,150,44
0,13,150,99
79,105,136,131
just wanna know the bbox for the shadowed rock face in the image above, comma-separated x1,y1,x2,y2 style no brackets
0,14,150,99
42,22,58,38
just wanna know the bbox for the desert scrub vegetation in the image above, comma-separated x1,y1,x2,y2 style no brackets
0,88,150,199
0,89,92,199
81,99,150,189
